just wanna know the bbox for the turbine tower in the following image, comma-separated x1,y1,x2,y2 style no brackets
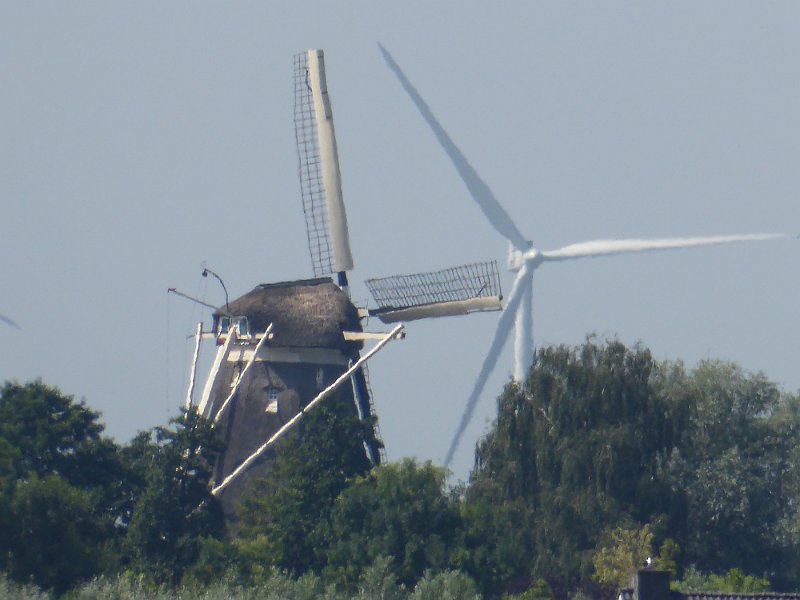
378,44,788,467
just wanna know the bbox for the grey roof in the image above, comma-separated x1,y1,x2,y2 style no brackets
683,594,800,600
619,590,800,600
214,278,361,350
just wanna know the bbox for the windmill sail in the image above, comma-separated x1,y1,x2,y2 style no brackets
366,261,502,323
294,50,354,277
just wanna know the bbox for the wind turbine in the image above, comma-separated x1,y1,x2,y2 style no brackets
378,44,788,467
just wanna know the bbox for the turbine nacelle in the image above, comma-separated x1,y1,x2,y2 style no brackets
507,241,534,272
523,247,543,268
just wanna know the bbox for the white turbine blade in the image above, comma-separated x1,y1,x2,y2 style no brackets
0,313,19,329
444,264,531,468
379,44,529,251
513,269,534,382
540,233,787,262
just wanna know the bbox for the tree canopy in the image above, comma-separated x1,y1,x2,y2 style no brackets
468,338,800,593
3,338,800,598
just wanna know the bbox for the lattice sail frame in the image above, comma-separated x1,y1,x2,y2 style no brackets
365,261,503,323
293,50,354,278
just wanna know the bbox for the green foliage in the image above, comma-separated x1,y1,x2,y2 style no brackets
0,573,49,600
181,537,241,588
67,572,172,600
408,570,480,600
675,566,770,593
354,556,405,600
654,538,679,576
0,381,120,488
4,336,800,596
659,361,792,580
324,459,462,589
2,475,113,594
468,339,800,592
471,339,675,585
0,381,123,593
504,578,553,600
457,487,533,597
234,398,374,575
592,524,653,589
124,408,225,585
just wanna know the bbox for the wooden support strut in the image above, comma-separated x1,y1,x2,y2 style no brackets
184,322,203,410
212,323,274,425
211,324,404,497
197,327,238,417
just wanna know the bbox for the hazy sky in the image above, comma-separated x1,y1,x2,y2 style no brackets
2,2,798,481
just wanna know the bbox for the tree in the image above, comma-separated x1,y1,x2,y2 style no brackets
659,361,791,581
124,408,225,585
470,339,677,586
408,569,481,600
591,524,653,589
675,566,770,593
0,381,120,488
0,381,124,592
458,481,536,597
235,398,375,576
2,475,112,594
469,340,800,593
323,459,463,589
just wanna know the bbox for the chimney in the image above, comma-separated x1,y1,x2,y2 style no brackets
633,570,671,600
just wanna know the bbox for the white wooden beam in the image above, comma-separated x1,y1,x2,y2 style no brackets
184,322,203,410
343,330,406,342
197,327,238,418
212,323,274,425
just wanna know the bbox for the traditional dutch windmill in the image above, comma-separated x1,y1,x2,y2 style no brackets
183,50,504,506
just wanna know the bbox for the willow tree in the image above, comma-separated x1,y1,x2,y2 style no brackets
469,339,677,585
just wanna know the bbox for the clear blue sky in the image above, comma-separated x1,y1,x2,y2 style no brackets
2,2,798,480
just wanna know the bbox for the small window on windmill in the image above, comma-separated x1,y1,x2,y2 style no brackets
266,387,279,414
218,317,231,335
236,317,249,336
315,368,325,390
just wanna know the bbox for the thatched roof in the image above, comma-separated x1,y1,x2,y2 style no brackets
214,278,361,350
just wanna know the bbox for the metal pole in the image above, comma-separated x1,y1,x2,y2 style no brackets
167,288,223,313
201,267,230,315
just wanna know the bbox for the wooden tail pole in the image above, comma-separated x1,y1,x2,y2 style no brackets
212,323,274,425
184,322,203,410
211,324,404,497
